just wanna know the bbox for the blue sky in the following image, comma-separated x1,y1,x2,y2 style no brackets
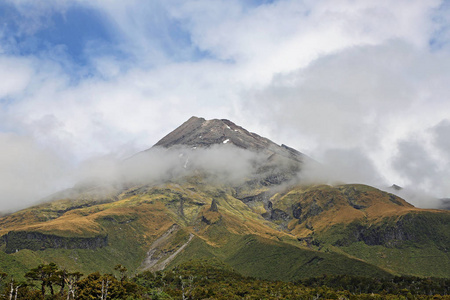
2,3,110,60
1,0,450,211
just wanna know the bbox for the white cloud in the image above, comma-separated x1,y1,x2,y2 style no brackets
166,0,441,83
431,119,450,161
0,0,450,210
244,40,450,203
0,133,71,212
0,56,34,98
301,147,386,186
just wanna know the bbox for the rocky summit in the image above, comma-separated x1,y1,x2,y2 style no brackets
151,116,308,187
153,116,304,162
0,117,449,281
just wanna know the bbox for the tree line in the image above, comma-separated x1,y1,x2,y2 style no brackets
0,260,449,299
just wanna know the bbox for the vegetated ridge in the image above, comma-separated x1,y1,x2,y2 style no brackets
0,116,448,282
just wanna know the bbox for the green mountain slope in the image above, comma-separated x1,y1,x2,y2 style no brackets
0,117,449,281
0,179,448,281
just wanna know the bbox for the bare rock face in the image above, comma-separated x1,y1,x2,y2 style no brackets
209,199,219,212
2,231,108,253
148,117,311,196
153,116,305,163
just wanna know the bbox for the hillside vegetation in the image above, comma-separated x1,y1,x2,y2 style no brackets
1,117,449,286
0,177,448,281
0,260,449,299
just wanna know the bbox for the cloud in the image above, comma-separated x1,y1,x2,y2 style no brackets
247,41,450,147
120,145,267,185
242,39,450,204
69,145,272,197
431,119,450,161
0,56,34,99
391,139,439,189
0,133,71,212
389,187,440,209
0,0,450,210
385,120,450,207
167,0,441,81
301,148,386,186
0,139,268,212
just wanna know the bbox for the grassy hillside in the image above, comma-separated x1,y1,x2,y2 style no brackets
0,180,449,281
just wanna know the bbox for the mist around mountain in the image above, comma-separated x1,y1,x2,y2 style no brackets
65,117,450,210
43,116,312,206
0,115,446,214
440,198,450,210
0,116,449,289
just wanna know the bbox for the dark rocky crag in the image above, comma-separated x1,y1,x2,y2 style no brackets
1,231,108,253
333,212,450,249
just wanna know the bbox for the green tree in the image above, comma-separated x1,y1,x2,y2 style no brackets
114,264,128,283
77,272,139,300
25,263,59,297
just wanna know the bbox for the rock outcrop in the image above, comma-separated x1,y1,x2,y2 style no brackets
152,116,305,163
2,231,108,253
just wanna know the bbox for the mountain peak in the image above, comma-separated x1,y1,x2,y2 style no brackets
154,116,258,149
153,116,304,162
